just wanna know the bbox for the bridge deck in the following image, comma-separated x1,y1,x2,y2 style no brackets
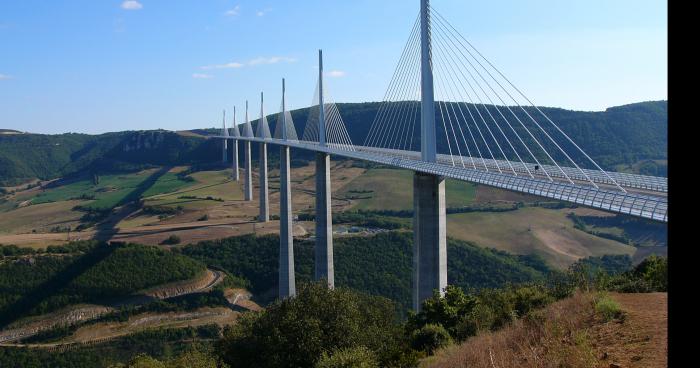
215,136,667,222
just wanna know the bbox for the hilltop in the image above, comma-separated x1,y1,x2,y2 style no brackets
0,101,667,186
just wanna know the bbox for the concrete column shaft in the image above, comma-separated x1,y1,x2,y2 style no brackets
222,139,228,163
314,152,334,288
413,172,447,311
244,141,253,201
259,143,269,222
279,146,296,298
232,140,240,181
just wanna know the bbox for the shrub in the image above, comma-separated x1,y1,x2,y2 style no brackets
160,235,181,245
217,282,402,368
410,323,452,355
197,214,209,221
316,346,379,368
594,294,625,322
634,255,667,292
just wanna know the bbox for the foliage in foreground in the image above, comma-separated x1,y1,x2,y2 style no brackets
217,282,416,368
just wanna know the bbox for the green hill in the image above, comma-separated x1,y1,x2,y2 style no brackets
0,241,205,326
0,101,667,186
178,232,552,312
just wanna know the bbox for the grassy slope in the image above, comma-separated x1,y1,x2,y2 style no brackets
338,168,636,269
422,292,667,368
144,170,243,211
447,208,636,269
338,168,476,211
29,169,193,210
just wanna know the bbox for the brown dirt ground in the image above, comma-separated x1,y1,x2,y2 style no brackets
422,292,667,368
591,292,667,368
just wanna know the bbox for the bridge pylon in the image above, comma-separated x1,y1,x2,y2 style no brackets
279,78,296,298
413,0,447,311
315,49,334,288
221,110,229,163
244,100,253,201
259,92,270,222
231,106,240,181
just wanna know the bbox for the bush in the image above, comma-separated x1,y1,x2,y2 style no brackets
160,235,181,245
217,282,403,368
197,214,209,221
410,324,452,355
594,294,625,322
316,346,379,368
635,255,667,292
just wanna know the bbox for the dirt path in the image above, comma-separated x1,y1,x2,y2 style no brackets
591,292,667,368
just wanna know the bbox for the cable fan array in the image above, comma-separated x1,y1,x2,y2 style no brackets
302,76,355,151
274,100,298,141
364,5,624,192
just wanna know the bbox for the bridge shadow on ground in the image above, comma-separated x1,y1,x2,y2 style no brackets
92,166,173,242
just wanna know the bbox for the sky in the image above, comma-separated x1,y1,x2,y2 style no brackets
0,0,667,135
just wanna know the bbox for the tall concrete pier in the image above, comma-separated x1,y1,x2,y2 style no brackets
314,49,334,288
413,172,447,310
222,110,229,164
232,140,239,181
231,106,240,181
413,0,447,311
258,92,269,222
279,78,296,298
243,101,253,201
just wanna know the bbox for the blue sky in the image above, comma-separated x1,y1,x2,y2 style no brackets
0,0,667,134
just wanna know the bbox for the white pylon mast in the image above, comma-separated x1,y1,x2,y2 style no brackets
420,0,436,162
318,49,326,146
282,78,287,140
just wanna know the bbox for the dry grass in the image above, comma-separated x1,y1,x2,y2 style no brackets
422,292,598,368
422,292,668,368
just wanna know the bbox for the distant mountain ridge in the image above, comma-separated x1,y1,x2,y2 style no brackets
0,101,667,186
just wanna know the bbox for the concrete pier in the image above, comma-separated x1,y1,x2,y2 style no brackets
279,145,295,298
232,140,239,181
244,141,253,201
314,152,334,288
412,172,447,311
259,143,269,222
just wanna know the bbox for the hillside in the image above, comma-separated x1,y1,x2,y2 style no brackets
178,232,553,311
0,242,205,327
0,101,667,186
0,131,221,186
422,292,667,368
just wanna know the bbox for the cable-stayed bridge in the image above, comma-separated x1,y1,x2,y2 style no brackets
211,0,667,310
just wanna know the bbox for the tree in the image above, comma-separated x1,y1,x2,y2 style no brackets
315,347,379,368
217,282,402,368
409,324,452,355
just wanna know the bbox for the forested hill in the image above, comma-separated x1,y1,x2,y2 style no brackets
0,131,221,186
0,101,667,186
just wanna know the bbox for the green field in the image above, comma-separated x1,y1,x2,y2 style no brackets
144,169,243,210
29,169,194,211
338,168,477,211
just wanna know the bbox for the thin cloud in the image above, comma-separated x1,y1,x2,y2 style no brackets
200,56,296,70
256,8,272,17
192,73,213,79
224,6,240,17
121,1,143,10
0,74,12,80
200,62,245,70
248,56,296,65
326,70,346,78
